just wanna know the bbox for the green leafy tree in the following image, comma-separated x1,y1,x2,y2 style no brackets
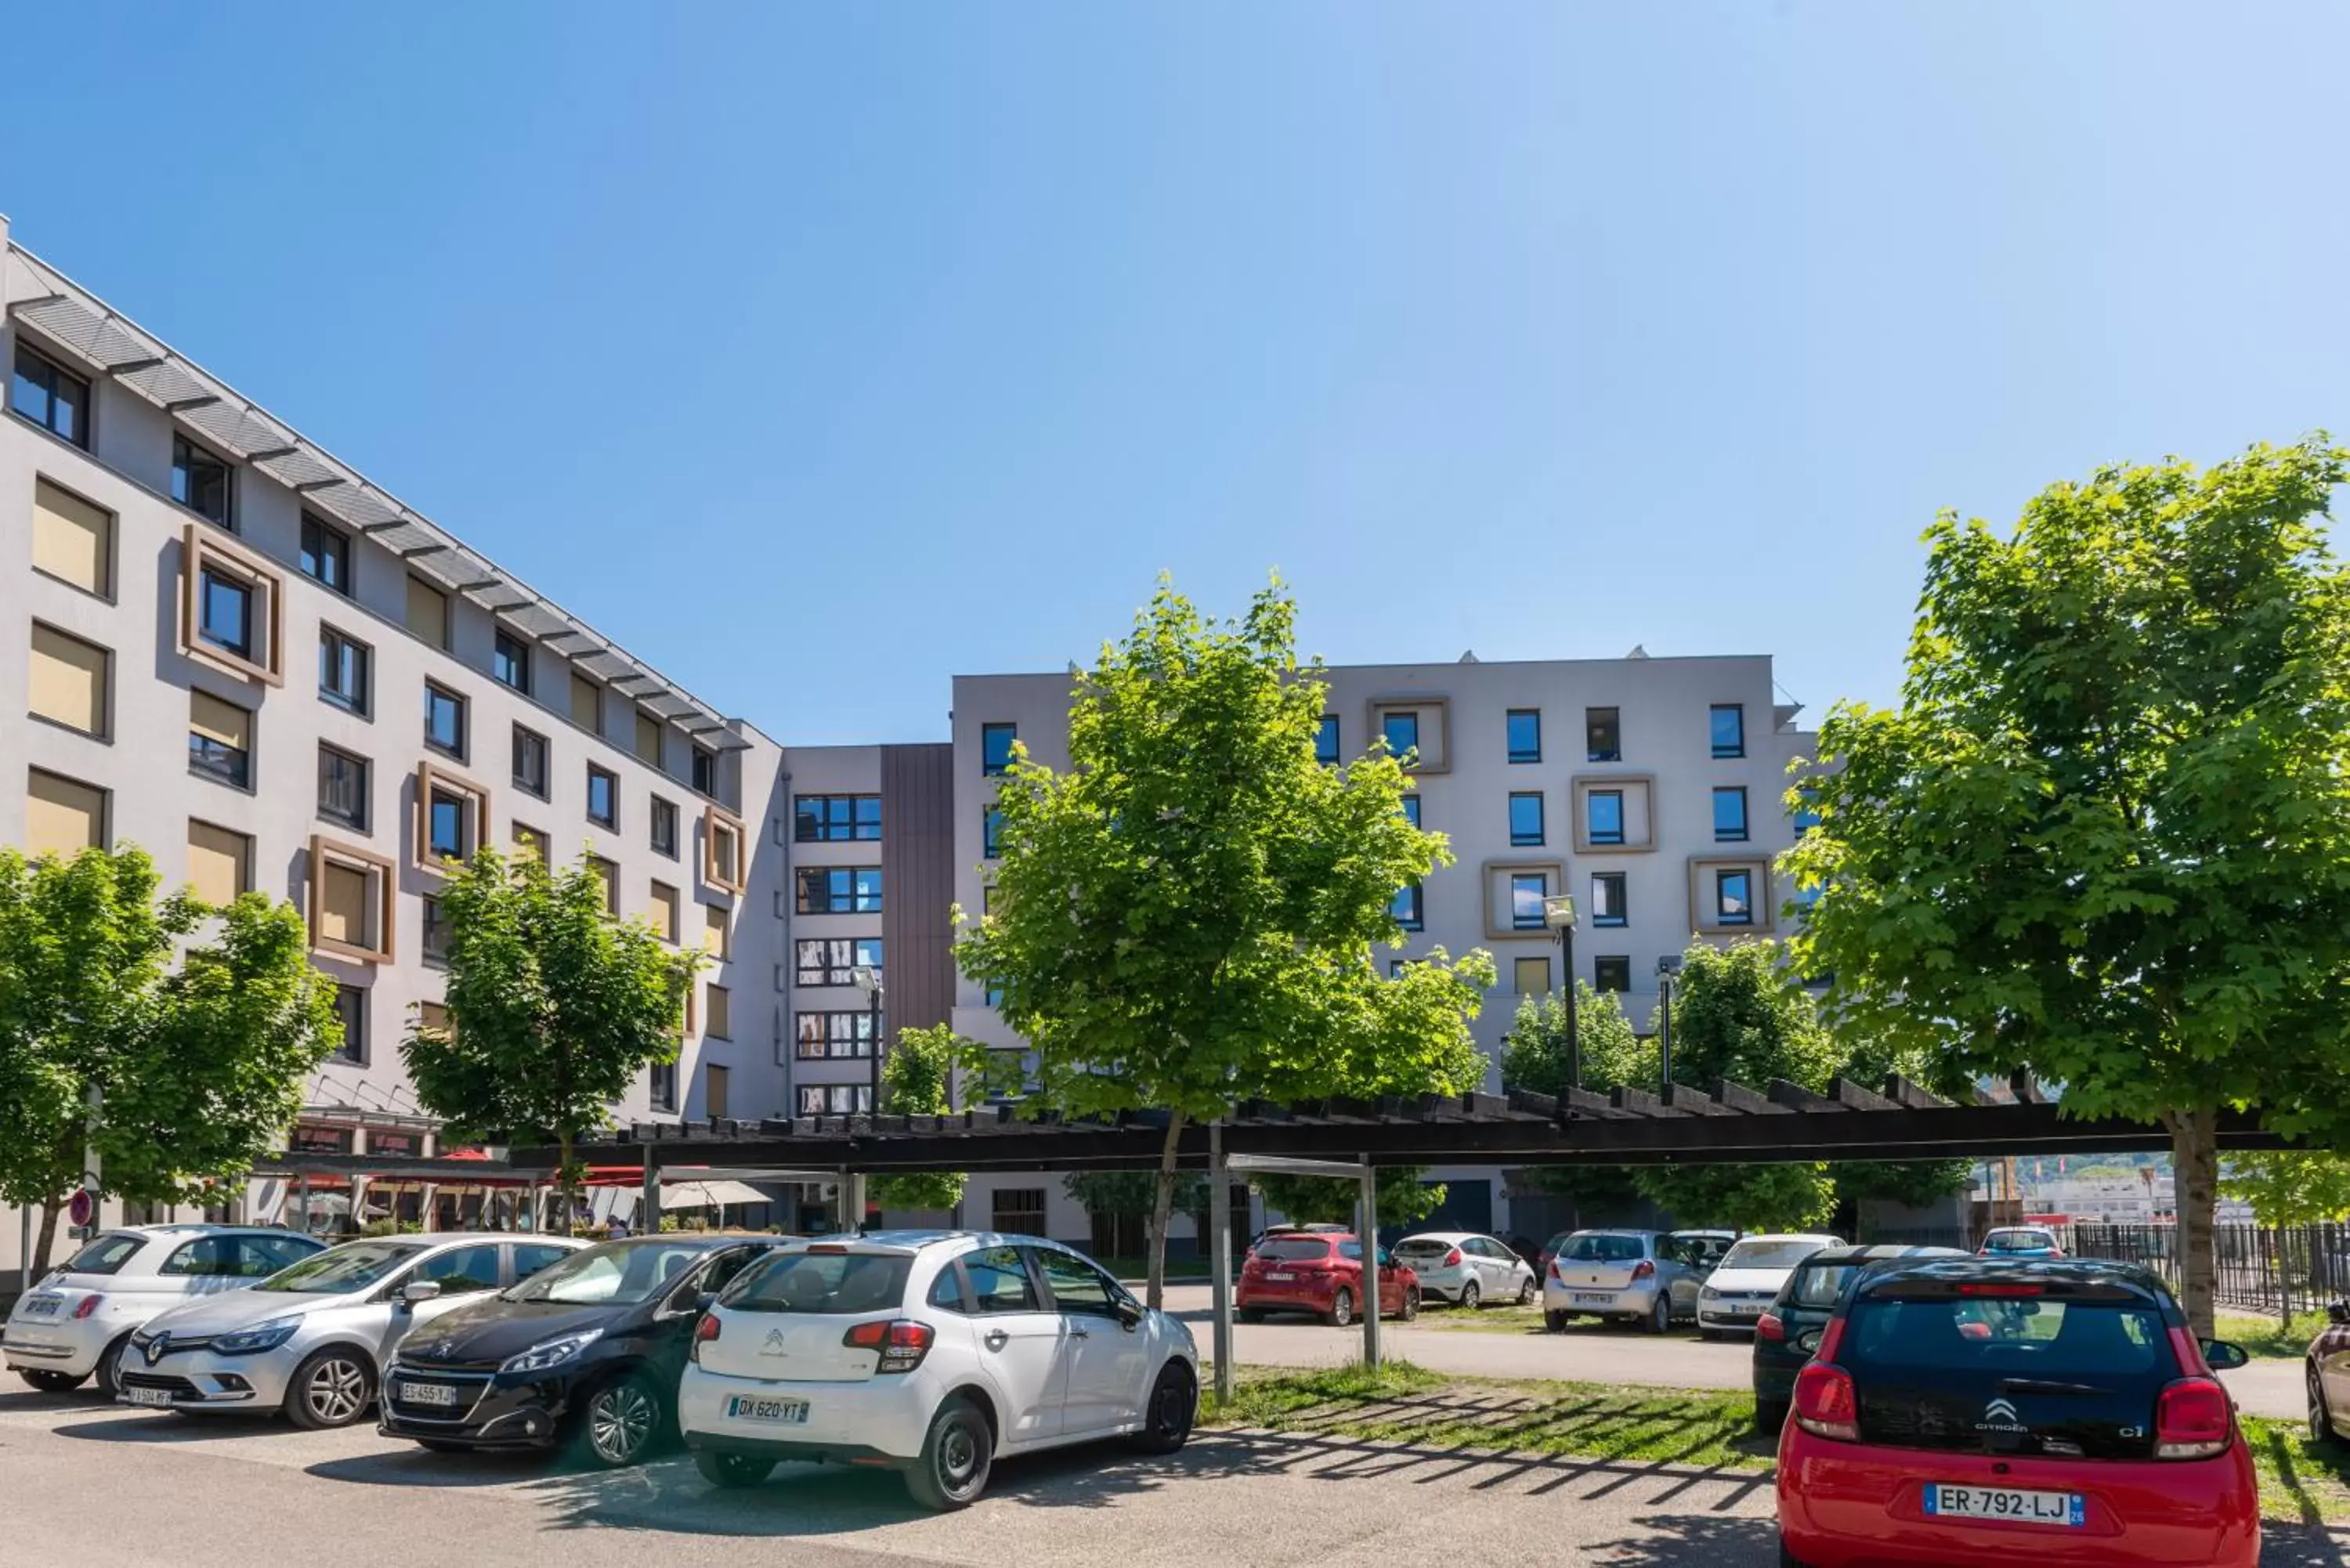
1061,1169,1208,1253
1253,1167,1446,1230
404,849,700,1225
956,578,1495,1305
1789,438,2350,1333
0,847,341,1273
2221,1154,2350,1229
1501,986,1651,1218
869,1024,967,1215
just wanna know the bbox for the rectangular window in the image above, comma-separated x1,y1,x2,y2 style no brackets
1513,955,1553,995
416,1001,451,1040
649,1061,677,1113
317,625,371,714
493,631,531,694
406,576,449,649
797,937,884,986
1711,703,1746,759
587,764,618,829
186,820,251,906
982,722,1018,775
13,345,89,447
704,1061,731,1118
794,1010,880,1059
424,681,466,759
188,690,253,789
1716,868,1754,926
331,984,367,1065
1590,871,1627,928
1594,956,1631,993
1316,714,1340,765
179,529,280,683
983,804,1003,858
634,710,661,765
1587,789,1625,846
1508,791,1546,847
800,1083,874,1115
299,515,350,596
512,821,549,867
1506,708,1542,764
317,744,369,830
414,762,488,873
1712,785,1749,843
308,835,394,961
704,806,747,894
1382,710,1420,762
1792,787,1822,837
33,479,112,595
172,435,233,527
1509,872,1549,930
650,796,678,858
569,672,602,735
29,623,108,737
703,901,731,960
421,894,450,965
705,985,732,1041
512,725,548,797
692,746,716,796
586,854,619,917
1586,706,1622,763
27,768,107,856
1401,793,1421,829
649,880,681,943
796,865,883,915
1390,881,1423,931
794,793,881,842
198,568,253,661
428,788,468,861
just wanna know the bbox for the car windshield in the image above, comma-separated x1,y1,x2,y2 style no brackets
1257,1238,1335,1262
728,1250,912,1313
59,1233,146,1276
504,1239,705,1306
1985,1230,2057,1252
1563,1234,1647,1263
1845,1294,2167,1375
1721,1240,1823,1271
255,1241,425,1293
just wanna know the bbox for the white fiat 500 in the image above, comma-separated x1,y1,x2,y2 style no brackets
678,1231,1199,1509
3,1226,324,1397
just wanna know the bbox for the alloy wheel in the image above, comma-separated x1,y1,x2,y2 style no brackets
306,1357,368,1425
589,1382,657,1465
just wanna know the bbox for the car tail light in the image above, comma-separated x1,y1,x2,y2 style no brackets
843,1318,935,1374
1813,1317,1845,1361
2155,1377,2232,1459
1756,1312,1785,1343
1631,1259,1655,1281
73,1295,103,1321
689,1313,721,1364
1443,1248,1462,1268
1793,1362,1858,1441
1548,1260,1561,1282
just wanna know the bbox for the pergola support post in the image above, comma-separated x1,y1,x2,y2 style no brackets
640,1143,660,1237
1209,1122,1234,1405
844,1169,867,1235
1358,1153,1381,1371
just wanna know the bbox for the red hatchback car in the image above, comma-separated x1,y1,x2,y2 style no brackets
1237,1233,1419,1327
1777,1257,2257,1568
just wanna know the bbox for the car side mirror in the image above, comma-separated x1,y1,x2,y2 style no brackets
1376,1249,1394,1270
696,1291,718,1312
1795,1331,1823,1355
1113,1297,1144,1331
2330,1301,2350,1328
2202,1339,2250,1371
400,1281,442,1306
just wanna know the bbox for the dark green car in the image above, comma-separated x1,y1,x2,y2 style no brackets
1750,1243,1966,1432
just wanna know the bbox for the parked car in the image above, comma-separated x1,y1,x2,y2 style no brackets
1697,1233,1843,1339
1246,1223,1350,1256
2,1225,325,1398
1979,1225,2066,1260
1542,1229,1705,1334
678,1231,1198,1509
381,1234,789,1465
1238,1232,1419,1324
2303,1298,2350,1443
1668,1228,1738,1274
1390,1231,1536,1309
119,1232,584,1428
1777,1257,2257,1568
1751,1244,1967,1433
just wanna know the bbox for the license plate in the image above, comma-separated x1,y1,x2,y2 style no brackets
727,1395,809,1425
1922,1483,2084,1526
19,1296,61,1319
124,1386,175,1408
1573,1292,1614,1306
1266,1272,1295,1282
398,1381,462,1407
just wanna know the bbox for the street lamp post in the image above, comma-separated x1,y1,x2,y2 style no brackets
1542,894,1580,1098
852,965,885,1115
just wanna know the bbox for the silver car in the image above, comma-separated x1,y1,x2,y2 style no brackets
120,1232,584,1428
3,1226,324,1397
1390,1232,1538,1309
1542,1228,1719,1333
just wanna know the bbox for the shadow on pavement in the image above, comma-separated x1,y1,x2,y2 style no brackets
306,1445,562,1490
0,1389,114,1418
51,1411,292,1444
2264,1523,2350,1566
1583,1512,1782,1566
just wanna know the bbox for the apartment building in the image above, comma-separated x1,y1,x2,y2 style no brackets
947,654,1815,1243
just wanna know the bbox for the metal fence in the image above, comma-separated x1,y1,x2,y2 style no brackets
1861,1218,2350,1318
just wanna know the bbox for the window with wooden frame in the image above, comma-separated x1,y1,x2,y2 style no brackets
414,761,491,875
179,526,284,684
703,804,747,894
308,836,396,962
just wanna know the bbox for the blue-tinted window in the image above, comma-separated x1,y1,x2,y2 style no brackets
1390,882,1423,931
1710,703,1745,759
1712,786,1748,842
1382,711,1419,762
982,723,1018,775
794,794,881,842
984,804,1003,858
588,765,617,829
1315,715,1340,766
1590,872,1627,927
1792,789,1822,837
1716,869,1753,925
428,792,466,860
1508,791,1545,847
1400,794,1421,829
795,866,883,914
1506,709,1541,764
1586,789,1625,846
492,632,530,693
424,683,466,757
173,435,232,526
300,516,350,595
1510,873,1548,930
198,570,251,659
13,345,88,447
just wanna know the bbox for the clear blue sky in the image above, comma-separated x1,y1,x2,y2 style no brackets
8,4,2344,743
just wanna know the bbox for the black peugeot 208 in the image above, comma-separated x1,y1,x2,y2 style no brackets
380,1234,786,1466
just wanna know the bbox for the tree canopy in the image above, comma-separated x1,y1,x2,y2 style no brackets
868,1024,967,1215
1253,1167,1447,1230
1789,438,2350,1332
2221,1154,2350,1229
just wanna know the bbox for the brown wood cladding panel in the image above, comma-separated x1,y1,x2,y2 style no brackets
880,742,956,1039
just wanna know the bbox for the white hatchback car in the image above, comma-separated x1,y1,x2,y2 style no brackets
121,1232,583,1427
1694,1232,1842,1337
1390,1231,1538,1309
3,1226,325,1397
679,1231,1199,1509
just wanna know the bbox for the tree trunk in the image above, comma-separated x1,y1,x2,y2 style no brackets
1146,1109,1188,1311
2166,1107,2219,1339
558,1128,576,1238
31,1197,63,1278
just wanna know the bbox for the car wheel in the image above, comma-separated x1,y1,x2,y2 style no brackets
580,1374,662,1468
92,1334,132,1400
1460,1280,1480,1312
906,1397,993,1511
284,1348,374,1429
1400,1287,1421,1322
2310,1367,2345,1447
1129,1361,1196,1454
1647,1295,1672,1335
1238,1307,1264,1324
19,1369,89,1394
1543,1310,1567,1334
1328,1288,1356,1328
694,1448,775,1489
1755,1399,1788,1435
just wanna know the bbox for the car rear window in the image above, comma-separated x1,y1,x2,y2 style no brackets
1844,1295,2168,1375
1786,1263,1860,1310
1721,1240,1824,1271
1258,1238,1334,1262
730,1250,913,1314
1394,1240,1452,1257
1984,1230,2058,1252
60,1233,145,1276
1561,1234,1647,1263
